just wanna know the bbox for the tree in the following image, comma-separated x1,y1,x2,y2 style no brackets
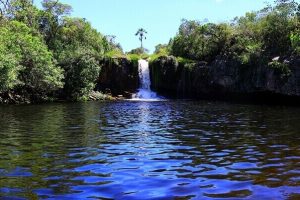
52,17,106,100
0,20,64,97
62,49,100,100
104,35,123,52
258,0,299,56
274,0,299,17
0,0,113,102
135,28,147,49
154,44,168,55
290,32,300,54
40,0,72,46
127,47,149,55
6,0,41,31
170,19,231,61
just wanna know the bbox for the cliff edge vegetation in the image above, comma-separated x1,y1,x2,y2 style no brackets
149,0,300,103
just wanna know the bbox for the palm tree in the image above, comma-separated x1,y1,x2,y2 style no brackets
135,28,147,49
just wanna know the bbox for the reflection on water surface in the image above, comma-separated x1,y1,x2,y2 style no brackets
0,101,300,199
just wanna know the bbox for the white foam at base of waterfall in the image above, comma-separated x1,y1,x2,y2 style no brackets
131,59,162,101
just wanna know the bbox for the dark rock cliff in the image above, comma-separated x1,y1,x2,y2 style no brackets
97,57,139,96
150,56,300,104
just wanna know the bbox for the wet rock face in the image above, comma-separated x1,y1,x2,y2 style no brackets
150,56,300,103
150,56,179,94
97,57,139,96
278,58,300,96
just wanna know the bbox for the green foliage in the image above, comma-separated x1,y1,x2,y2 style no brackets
154,44,169,55
149,54,162,62
290,32,300,54
176,57,195,65
260,12,292,56
105,49,125,58
40,0,72,46
149,44,170,61
268,60,291,78
127,54,141,62
168,0,299,65
228,35,264,65
0,20,63,95
0,0,117,102
52,17,106,57
47,17,109,100
104,35,123,52
1,0,299,103
62,50,100,100
42,0,72,16
170,19,231,62
0,45,22,92
126,53,148,69
127,47,149,55
8,0,42,31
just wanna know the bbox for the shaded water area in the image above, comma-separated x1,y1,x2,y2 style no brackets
0,101,300,199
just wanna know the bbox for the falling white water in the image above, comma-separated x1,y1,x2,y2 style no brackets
132,59,160,100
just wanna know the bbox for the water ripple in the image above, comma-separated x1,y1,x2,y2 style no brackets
0,101,300,199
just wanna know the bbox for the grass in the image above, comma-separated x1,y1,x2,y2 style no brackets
126,54,141,62
149,53,167,62
105,49,126,58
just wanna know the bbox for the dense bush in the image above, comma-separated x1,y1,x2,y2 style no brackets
0,20,63,96
291,32,300,54
170,20,231,62
61,50,101,100
50,17,107,100
0,0,117,102
167,0,299,64
127,47,149,55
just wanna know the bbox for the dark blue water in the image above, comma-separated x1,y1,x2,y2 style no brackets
0,101,300,199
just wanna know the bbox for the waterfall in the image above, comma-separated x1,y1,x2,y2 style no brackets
132,59,159,100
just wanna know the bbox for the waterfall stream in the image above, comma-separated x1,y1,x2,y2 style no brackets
132,59,159,100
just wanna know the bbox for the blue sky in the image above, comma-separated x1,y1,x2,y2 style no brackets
36,0,270,53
